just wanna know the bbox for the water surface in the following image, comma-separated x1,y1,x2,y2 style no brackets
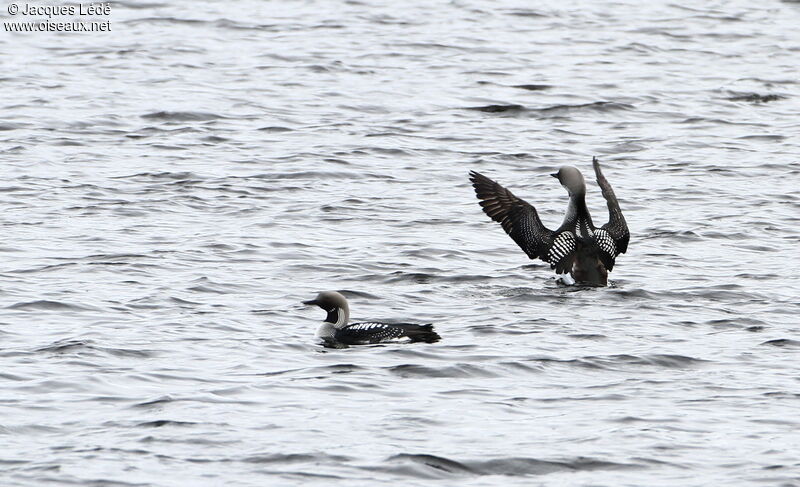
2,1,800,485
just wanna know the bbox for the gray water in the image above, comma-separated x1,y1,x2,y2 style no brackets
2,1,800,485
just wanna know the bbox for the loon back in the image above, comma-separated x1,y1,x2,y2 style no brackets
331,322,439,345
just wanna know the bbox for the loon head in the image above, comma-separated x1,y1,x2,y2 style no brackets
303,291,350,328
551,166,586,197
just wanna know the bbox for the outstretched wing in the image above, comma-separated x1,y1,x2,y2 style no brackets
592,157,629,270
470,170,576,274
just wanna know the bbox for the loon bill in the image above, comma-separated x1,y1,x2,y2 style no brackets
469,157,630,286
303,291,440,346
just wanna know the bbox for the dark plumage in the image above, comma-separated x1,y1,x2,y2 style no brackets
334,321,440,345
303,291,440,346
469,157,629,286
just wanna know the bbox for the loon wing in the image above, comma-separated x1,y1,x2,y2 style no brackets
335,322,405,344
592,157,629,269
336,322,439,344
470,171,576,274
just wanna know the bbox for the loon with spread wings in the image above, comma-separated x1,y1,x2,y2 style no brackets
303,291,440,346
469,157,629,286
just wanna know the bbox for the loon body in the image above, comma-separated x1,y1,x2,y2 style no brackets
470,157,629,286
303,291,440,346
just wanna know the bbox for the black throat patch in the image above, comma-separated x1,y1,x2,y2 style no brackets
324,307,339,324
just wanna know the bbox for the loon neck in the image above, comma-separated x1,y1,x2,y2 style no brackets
564,193,594,228
324,306,349,329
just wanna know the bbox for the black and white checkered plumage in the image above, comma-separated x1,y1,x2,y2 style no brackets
334,321,438,345
469,157,629,286
303,291,440,346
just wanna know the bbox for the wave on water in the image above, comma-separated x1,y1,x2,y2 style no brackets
370,453,643,479
467,101,635,116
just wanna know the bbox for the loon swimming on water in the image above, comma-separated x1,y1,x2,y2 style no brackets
303,291,440,345
469,157,629,286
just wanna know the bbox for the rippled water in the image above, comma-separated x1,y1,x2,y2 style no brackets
2,1,800,485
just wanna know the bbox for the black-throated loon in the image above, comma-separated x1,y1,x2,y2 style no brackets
303,291,440,345
469,157,629,286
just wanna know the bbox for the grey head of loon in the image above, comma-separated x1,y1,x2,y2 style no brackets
551,166,586,197
303,291,350,328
